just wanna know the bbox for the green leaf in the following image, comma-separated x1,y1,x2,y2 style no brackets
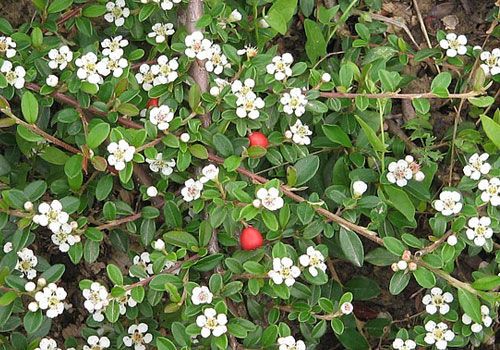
261,210,279,231
378,70,401,92
457,289,482,324
355,115,386,152
383,237,406,256
471,275,500,291
412,267,436,288
431,72,451,96
23,310,43,334
212,133,234,157
40,264,65,283
304,19,326,64
87,123,110,149
21,91,38,124
322,124,352,147
339,228,364,267
345,276,381,300
82,4,106,17
163,231,198,250
188,83,201,110
389,271,411,295
106,264,123,285
331,318,344,335
468,96,494,108
0,291,17,306
105,299,120,323
157,337,176,350
294,155,319,186
47,0,73,13
384,185,415,222
266,0,298,34
40,146,69,165
480,114,500,148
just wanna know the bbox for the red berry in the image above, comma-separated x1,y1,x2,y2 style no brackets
248,132,269,148
240,226,264,251
146,98,159,108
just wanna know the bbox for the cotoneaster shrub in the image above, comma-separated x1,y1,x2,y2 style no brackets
0,0,499,350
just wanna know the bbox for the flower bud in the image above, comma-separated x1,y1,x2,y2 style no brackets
401,250,412,262
24,201,34,211
397,260,408,271
414,171,425,182
28,301,39,312
228,9,242,22
37,278,47,287
152,239,165,251
447,234,458,246
25,282,36,292
252,199,261,208
408,262,417,271
340,302,353,315
3,242,13,253
210,86,220,96
321,72,331,82
46,75,59,87
391,263,399,272
258,18,270,28
284,130,293,139
180,133,190,143
146,186,158,197
352,180,367,198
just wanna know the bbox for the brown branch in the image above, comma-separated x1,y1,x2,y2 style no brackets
319,90,483,100
415,231,454,257
96,212,142,231
207,153,383,245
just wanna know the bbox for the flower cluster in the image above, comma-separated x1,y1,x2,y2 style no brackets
386,156,424,187
253,187,284,211
181,164,219,202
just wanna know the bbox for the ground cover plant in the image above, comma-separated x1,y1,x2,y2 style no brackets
0,0,499,349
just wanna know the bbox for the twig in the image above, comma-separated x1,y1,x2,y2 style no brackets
415,231,454,257
319,90,483,100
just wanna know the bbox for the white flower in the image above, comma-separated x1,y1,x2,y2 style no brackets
185,31,212,60
286,119,312,145
392,338,416,350
146,153,176,175
462,305,492,333
51,221,81,252
148,23,175,44
123,323,153,350
396,260,408,271
34,283,67,318
352,180,368,198
1,60,25,89
107,140,135,171
146,186,158,197
151,55,178,85
32,200,69,233
105,0,130,27
116,289,137,314
3,242,13,253
228,9,242,22
386,159,413,187
237,45,258,58
200,164,219,183
180,133,191,142
101,36,128,60
24,201,34,211
83,282,109,322
0,36,16,58
255,187,284,211
191,286,213,305
466,217,493,247
299,246,327,277
480,49,500,76
75,52,103,85
278,336,306,350
422,287,453,315
48,45,73,70
15,248,38,280
149,105,174,131
463,153,491,180
268,257,301,286
130,252,154,278
97,57,128,78
196,308,228,338
205,44,229,75
231,78,255,99
439,33,467,57
424,321,455,350
46,75,59,87
434,190,462,216
266,53,293,80
478,177,500,206
35,338,60,350
280,88,308,117
160,0,181,11
181,179,204,202
83,336,110,350
236,93,265,119
340,302,353,315
135,64,158,91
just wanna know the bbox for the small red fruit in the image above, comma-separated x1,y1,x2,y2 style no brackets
240,226,264,251
146,98,159,108
248,132,269,148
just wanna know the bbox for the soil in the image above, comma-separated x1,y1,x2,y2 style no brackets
1,0,498,349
